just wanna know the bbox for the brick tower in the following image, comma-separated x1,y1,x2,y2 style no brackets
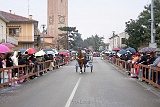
47,0,68,48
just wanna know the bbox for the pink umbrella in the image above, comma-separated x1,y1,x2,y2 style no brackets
0,44,10,53
1,43,15,48
112,47,120,51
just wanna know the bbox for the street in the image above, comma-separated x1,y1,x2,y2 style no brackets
0,57,160,107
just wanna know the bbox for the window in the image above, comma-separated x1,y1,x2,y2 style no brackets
9,28,19,36
121,38,126,44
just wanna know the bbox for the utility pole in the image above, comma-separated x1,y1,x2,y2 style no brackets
149,0,157,48
41,24,46,49
67,30,68,50
112,31,115,49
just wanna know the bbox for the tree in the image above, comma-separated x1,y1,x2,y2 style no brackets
73,33,83,50
125,0,160,49
58,26,77,49
83,34,105,51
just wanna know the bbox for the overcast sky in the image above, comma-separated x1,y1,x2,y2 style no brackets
0,0,150,42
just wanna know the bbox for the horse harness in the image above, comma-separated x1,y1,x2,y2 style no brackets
77,57,85,60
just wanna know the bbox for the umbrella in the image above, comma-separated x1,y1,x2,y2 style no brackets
117,53,122,57
126,47,136,53
118,49,127,54
1,43,15,48
0,44,10,53
35,50,46,56
112,47,120,51
111,51,116,54
140,47,156,53
59,52,68,56
155,48,160,52
26,48,38,54
46,51,55,54
18,49,27,54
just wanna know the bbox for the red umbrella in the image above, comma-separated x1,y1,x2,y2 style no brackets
26,48,38,54
1,43,15,48
112,47,120,51
60,52,68,56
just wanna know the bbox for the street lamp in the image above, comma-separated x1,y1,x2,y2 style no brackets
41,24,46,49
149,0,157,48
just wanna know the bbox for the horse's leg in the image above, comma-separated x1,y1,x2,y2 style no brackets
79,63,82,73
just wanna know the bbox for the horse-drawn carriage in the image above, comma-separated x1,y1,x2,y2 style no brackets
75,49,93,73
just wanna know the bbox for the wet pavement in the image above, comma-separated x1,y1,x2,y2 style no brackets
0,57,160,107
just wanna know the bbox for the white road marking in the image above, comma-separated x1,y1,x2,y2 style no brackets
65,77,81,107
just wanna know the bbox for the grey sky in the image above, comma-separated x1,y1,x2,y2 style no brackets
0,0,150,42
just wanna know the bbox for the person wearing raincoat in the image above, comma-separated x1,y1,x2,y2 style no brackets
131,53,140,77
11,51,18,76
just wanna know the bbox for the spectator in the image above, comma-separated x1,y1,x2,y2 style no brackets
0,53,5,84
130,53,140,77
149,53,160,84
29,54,37,78
11,51,18,77
44,54,51,61
5,53,13,86
125,51,133,74
147,52,157,65
29,54,36,63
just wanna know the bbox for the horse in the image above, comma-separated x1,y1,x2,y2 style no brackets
76,49,87,73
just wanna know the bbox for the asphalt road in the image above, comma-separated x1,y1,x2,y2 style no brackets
0,57,160,107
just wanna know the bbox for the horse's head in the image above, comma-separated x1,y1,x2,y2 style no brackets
78,49,83,58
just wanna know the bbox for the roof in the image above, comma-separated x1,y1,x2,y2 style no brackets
0,14,9,22
0,10,38,23
109,34,119,39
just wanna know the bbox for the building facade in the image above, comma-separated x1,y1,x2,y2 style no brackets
47,0,68,48
0,13,18,45
108,32,129,50
0,11,40,50
0,17,7,43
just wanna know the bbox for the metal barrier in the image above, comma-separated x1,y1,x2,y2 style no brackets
106,56,160,89
0,58,68,87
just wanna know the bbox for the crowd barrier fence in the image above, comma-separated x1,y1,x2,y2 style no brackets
0,57,69,87
104,56,160,89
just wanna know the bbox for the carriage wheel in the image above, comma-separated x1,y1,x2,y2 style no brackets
76,66,78,72
91,65,93,72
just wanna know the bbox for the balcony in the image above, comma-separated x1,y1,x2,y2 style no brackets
0,34,18,45
14,36,34,43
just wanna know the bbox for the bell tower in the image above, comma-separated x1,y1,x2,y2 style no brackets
47,0,68,48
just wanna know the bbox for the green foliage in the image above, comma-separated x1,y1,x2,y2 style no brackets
58,26,76,32
83,34,105,51
125,0,160,49
58,26,77,49
58,27,105,50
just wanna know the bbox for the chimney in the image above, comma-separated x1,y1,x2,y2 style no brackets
9,10,12,13
29,15,32,20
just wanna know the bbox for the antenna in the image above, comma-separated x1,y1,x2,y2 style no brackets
28,0,30,17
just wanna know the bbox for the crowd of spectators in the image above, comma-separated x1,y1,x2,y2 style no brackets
109,50,160,85
0,51,68,86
